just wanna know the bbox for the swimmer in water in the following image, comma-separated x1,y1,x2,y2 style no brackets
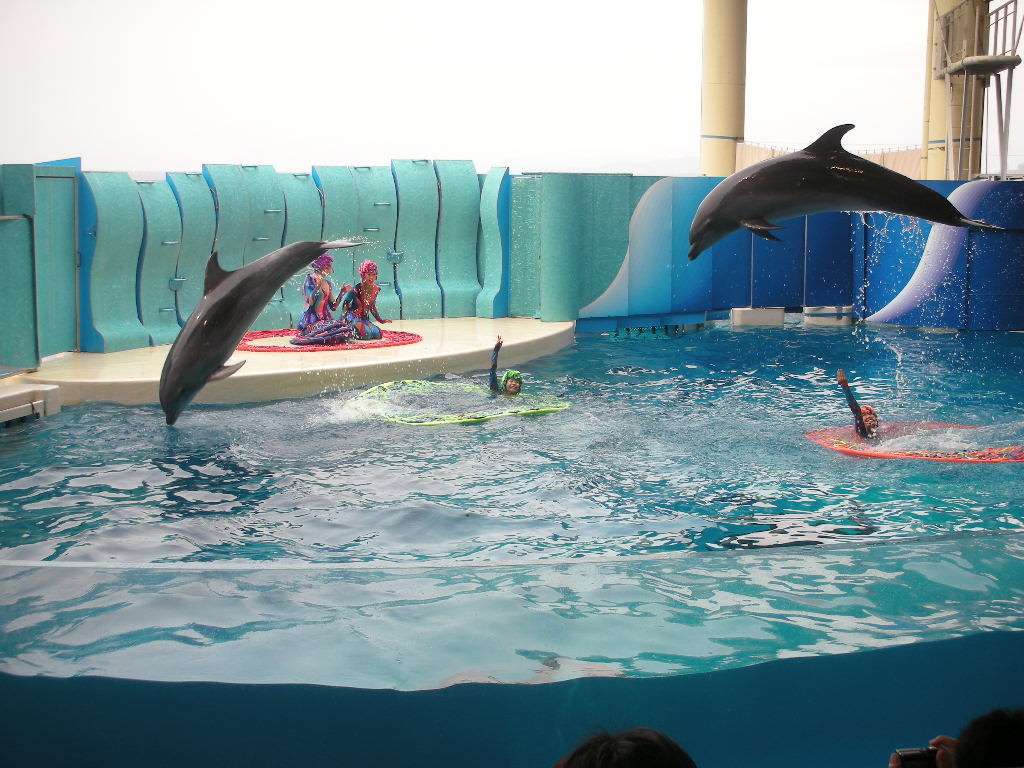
489,336,522,396
837,370,879,440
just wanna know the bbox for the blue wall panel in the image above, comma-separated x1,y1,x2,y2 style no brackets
351,166,400,320
0,216,37,368
202,165,249,273
167,172,217,324
710,230,751,310
392,160,442,319
78,172,149,352
509,175,541,318
670,177,715,313
313,166,362,285
135,180,184,345
477,168,511,318
804,213,853,307
434,160,482,317
963,181,1024,330
240,166,289,330
278,172,324,326
751,216,804,308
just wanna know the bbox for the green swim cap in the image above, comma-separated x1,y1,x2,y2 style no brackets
501,370,523,391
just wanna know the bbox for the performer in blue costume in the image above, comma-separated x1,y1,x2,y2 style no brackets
290,252,352,346
837,370,879,439
489,336,523,396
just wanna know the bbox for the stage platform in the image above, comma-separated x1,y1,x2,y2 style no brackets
15,318,576,407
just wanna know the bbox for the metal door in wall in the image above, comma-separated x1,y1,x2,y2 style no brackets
34,173,78,356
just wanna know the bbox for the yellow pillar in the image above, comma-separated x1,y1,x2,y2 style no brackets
924,0,987,179
700,0,747,177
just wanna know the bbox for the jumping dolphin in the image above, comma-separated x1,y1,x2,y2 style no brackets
688,124,1003,260
159,239,365,425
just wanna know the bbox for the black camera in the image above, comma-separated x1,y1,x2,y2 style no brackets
895,747,939,768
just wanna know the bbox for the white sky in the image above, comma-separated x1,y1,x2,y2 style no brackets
1,0,1020,175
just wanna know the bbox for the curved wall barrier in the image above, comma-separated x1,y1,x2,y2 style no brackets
313,166,361,284
166,172,217,324
6,163,1024,362
78,172,149,352
392,160,442,319
351,166,400,320
476,168,511,318
202,165,249,273
278,172,325,326
434,160,481,317
864,180,1024,330
135,180,183,345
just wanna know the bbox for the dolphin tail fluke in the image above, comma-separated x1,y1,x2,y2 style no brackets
208,360,245,382
741,218,784,242
959,217,1006,232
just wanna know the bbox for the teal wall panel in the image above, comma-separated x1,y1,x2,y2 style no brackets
0,216,37,368
240,165,289,330
351,166,400,320
166,172,216,324
202,165,249,272
392,160,442,319
476,168,511,318
538,174,582,322
510,175,541,318
78,172,149,352
1,165,78,360
135,181,183,345
313,166,361,284
434,160,481,317
34,172,78,356
278,172,325,326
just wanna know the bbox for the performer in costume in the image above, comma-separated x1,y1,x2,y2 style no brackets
341,260,392,340
489,335,523,396
837,369,878,439
290,253,353,346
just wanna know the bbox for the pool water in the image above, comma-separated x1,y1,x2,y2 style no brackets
1,323,1023,689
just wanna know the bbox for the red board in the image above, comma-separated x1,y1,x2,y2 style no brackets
236,329,422,353
805,422,1024,463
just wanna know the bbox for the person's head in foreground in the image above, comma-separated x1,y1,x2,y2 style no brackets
957,708,1024,768
889,707,1024,768
553,728,698,768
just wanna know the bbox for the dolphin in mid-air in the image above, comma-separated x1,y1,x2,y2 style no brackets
159,239,365,425
688,123,1003,260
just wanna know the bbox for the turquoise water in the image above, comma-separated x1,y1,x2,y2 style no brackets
1,323,1022,689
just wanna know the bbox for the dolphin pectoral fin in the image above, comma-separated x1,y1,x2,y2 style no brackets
208,360,245,382
203,252,232,295
741,218,785,241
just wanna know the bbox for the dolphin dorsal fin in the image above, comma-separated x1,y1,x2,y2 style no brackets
203,252,232,295
803,124,855,155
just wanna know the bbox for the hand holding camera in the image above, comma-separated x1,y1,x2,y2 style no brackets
889,736,958,768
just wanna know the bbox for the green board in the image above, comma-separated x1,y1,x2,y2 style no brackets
347,379,570,426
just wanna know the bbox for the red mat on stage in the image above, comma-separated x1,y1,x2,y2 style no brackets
236,329,423,352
